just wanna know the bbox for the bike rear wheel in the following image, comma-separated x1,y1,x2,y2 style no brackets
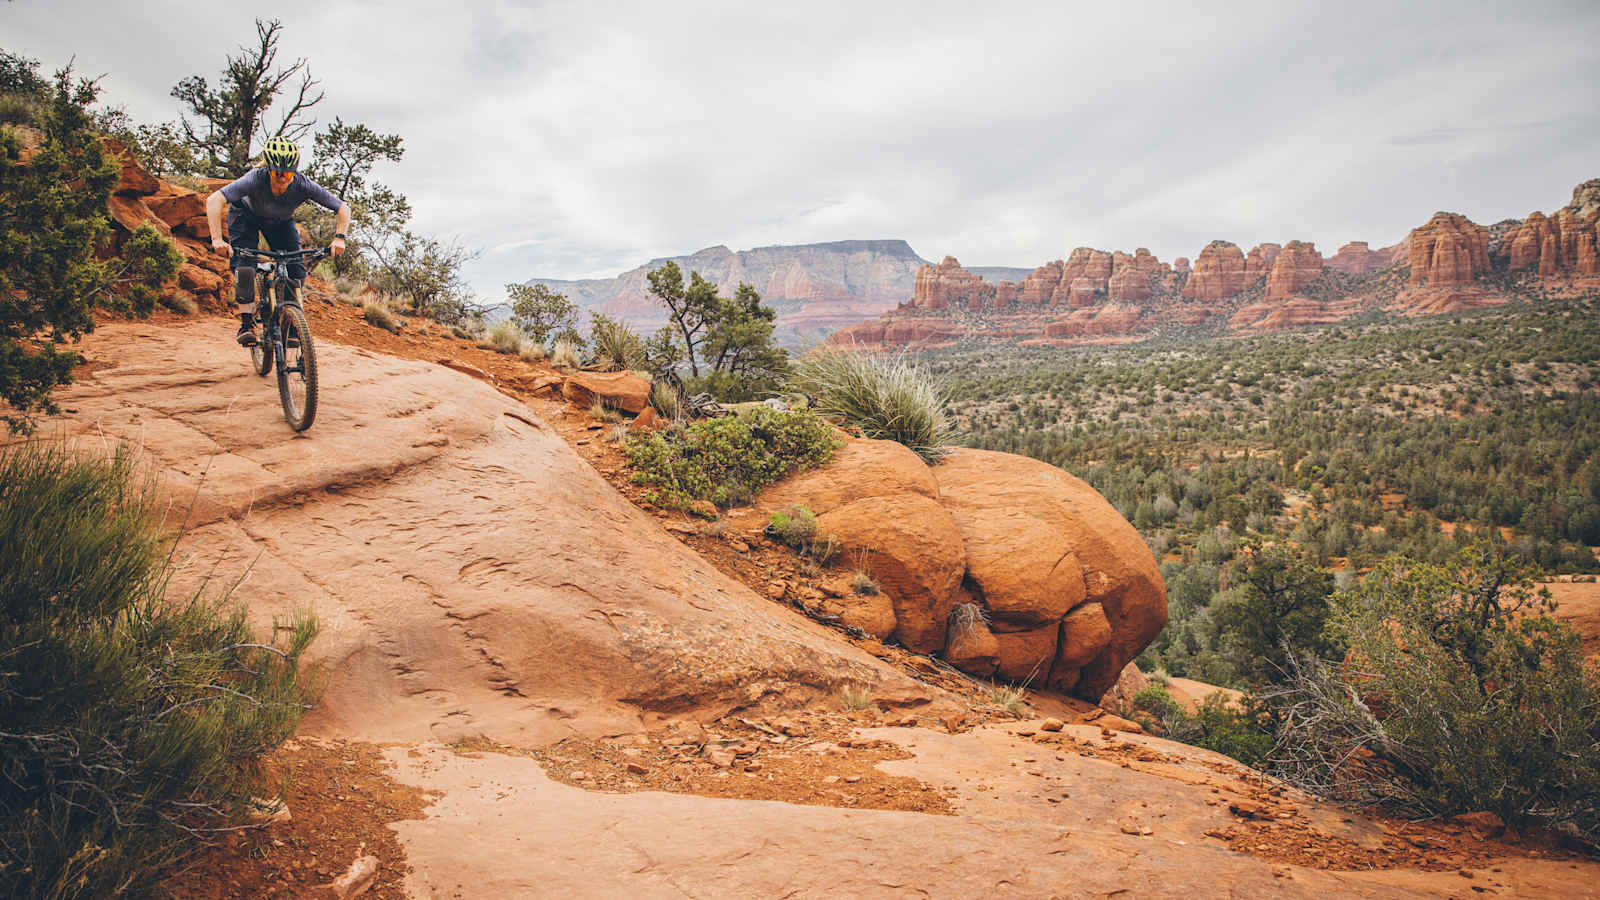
275,301,319,431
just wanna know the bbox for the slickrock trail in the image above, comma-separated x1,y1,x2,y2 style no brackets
36,320,1600,898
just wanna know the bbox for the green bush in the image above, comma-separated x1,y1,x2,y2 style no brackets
767,503,818,548
789,347,956,462
625,407,839,510
1273,546,1600,843
0,441,319,898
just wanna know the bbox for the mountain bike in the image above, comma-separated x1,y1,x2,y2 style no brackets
236,245,329,432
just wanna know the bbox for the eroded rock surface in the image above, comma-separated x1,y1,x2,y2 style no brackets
37,322,929,746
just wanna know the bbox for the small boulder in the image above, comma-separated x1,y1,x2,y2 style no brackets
146,186,205,228
563,371,651,414
992,621,1060,683
631,406,662,433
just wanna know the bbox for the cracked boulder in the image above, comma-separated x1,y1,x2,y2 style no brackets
934,449,1166,701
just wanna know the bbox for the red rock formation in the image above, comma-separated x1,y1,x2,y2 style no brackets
1407,212,1491,286
1172,257,1191,273
1018,261,1064,306
1326,241,1390,274
1182,240,1250,300
1264,240,1323,300
911,256,995,311
1244,243,1281,279
994,281,1019,310
1055,248,1114,306
1107,248,1162,302
1504,199,1600,277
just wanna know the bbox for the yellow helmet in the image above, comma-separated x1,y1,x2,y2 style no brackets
262,136,300,173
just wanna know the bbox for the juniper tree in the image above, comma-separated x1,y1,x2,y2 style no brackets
0,66,180,433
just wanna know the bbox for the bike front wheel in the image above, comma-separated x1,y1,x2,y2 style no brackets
275,303,319,431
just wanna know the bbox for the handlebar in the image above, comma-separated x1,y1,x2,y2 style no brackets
229,245,334,262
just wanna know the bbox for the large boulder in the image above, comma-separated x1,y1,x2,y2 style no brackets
934,449,1167,701
755,438,937,518
816,494,964,654
562,371,651,414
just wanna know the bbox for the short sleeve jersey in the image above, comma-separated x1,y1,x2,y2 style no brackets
220,168,342,221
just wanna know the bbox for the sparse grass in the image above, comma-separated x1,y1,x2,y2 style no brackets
991,684,1029,718
480,319,527,355
550,335,582,369
519,340,547,363
789,347,957,462
604,423,630,444
850,569,880,596
838,683,874,711
651,380,684,420
159,291,198,315
590,399,622,424
362,300,401,333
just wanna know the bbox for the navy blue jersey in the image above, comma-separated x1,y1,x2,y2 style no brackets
220,168,342,221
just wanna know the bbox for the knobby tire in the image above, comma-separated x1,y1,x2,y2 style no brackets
275,301,319,432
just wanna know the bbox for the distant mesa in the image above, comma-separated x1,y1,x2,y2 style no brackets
826,177,1600,350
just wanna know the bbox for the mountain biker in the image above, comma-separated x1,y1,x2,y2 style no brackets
205,136,350,347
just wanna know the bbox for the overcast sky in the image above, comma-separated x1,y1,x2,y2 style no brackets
10,1,1600,300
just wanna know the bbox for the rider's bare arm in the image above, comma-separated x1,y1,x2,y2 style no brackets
332,203,351,256
206,190,228,255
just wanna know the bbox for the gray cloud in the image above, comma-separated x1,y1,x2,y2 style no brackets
9,0,1599,302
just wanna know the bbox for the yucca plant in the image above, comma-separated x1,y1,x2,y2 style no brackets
789,347,957,462
589,313,646,372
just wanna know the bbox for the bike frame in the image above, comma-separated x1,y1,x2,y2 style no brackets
233,245,329,365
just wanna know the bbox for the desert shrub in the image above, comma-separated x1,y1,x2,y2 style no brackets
589,313,646,372
0,441,318,898
1192,693,1274,767
518,340,547,363
949,601,989,637
789,347,956,462
1272,545,1600,842
362,299,400,333
765,504,838,561
624,407,839,510
0,93,42,127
